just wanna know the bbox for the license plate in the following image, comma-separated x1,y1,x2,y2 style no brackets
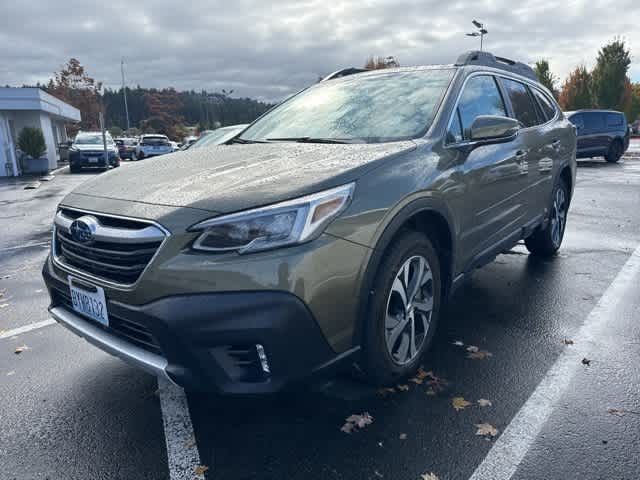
88,158,98,163
68,277,109,326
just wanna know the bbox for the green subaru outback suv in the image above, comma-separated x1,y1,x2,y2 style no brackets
43,51,576,394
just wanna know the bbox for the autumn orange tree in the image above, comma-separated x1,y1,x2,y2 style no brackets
46,58,102,132
558,66,593,111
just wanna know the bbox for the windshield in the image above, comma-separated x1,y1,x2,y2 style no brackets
74,134,112,145
191,125,246,149
240,68,454,143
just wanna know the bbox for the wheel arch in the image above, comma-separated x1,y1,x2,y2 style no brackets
353,197,456,347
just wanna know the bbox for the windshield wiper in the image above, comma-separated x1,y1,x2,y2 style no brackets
228,137,267,144
264,136,350,144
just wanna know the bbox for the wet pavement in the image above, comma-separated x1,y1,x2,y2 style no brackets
1,156,639,480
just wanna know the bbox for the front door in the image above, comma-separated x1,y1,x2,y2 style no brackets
445,74,529,271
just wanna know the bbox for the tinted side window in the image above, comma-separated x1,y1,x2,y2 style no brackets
501,78,539,127
606,113,623,127
584,112,605,130
457,75,507,140
532,89,557,121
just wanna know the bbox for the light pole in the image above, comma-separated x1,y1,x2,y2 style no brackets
466,20,488,52
121,57,130,132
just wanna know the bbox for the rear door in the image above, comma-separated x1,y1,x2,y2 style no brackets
498,77,550,226
445,74,528,270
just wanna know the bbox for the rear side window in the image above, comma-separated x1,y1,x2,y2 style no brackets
584,113,605,130
455,75,507,140
501,78,539,128
531,89,557,121
606,113,623,127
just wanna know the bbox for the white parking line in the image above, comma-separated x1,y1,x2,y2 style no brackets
469,243,640,480
0,241,50,252
0,318,56,339
158,377,206,480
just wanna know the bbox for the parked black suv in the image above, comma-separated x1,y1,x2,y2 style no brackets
566,110,630,163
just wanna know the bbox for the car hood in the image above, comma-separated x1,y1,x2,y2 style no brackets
69,141,416,214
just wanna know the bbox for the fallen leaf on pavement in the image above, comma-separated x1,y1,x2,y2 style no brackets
466,345,479,353
184,437,196,448
582,358,591,366
420,473,439,480
452,397,472,411
452,340,464,347
397,384,410,392
608,408,625,417
477,399,493,407
14,345,29,354
467,350,493,360
425,372,449,395
341,412,373,433
399,433,407,440
194,465,209,475
475,423,499,437
563,339,574,345
410,367,431,384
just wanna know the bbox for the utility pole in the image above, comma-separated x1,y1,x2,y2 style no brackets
121,57,130,132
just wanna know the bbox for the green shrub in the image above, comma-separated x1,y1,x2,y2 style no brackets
18,127,46,159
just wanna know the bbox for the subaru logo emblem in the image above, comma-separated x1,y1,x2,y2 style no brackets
69,216,99,244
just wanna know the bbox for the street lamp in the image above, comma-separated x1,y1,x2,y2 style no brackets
466,20,488,52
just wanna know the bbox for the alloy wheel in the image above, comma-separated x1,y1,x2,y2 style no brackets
550,187,567,248
384,255,434,365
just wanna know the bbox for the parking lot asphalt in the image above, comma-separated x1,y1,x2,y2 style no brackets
1,155,639,480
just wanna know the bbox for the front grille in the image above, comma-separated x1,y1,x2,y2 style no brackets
52,289,163,355
53,208,166,285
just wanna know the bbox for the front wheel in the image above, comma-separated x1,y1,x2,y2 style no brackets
361,231,441,386
605,140,623,163
525,180,569,256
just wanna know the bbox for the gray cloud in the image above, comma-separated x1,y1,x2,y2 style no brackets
1,0,638,101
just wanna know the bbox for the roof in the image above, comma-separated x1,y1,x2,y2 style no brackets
0,87,80,122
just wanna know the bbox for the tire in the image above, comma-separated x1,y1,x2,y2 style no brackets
69,165,81,173
361,231,442,386
605,140,623,163
525,180,569,257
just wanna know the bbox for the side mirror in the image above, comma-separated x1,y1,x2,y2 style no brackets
470,115,519,143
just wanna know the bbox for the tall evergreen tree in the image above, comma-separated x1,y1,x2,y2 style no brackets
534,60,558,98
591,39,631,110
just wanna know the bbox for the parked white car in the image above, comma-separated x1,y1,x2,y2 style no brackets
133,134,173,160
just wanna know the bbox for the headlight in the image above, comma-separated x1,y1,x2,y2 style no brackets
189,182,355,254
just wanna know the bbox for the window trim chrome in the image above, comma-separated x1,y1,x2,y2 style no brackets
51,206,170,291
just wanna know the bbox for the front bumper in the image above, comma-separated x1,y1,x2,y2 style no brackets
70,154,119,167
43,261,352,394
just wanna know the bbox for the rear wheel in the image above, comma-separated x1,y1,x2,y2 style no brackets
605,140,623,163
361,231,441,386
525,180,569,256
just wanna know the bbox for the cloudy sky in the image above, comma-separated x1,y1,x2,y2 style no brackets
1,0,639,101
